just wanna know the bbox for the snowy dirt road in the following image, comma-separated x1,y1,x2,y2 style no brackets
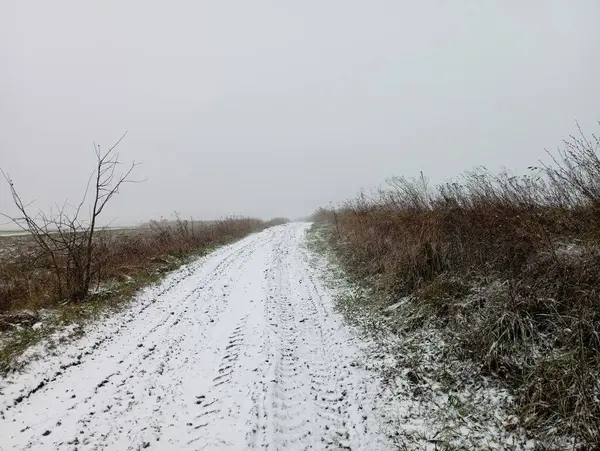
0,223,393,451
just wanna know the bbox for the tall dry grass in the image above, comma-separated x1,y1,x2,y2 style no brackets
314,125,600,444
0,216,282,313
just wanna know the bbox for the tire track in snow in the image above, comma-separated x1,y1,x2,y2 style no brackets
0,224,394,451
86,236,268,448
260,225,363,450
185,315,251,450
261,227,315,450
213,315,248,387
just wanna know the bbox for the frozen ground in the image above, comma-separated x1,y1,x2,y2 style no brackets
0,223,398,450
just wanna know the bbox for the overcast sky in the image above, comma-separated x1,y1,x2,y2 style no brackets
1,1,599,225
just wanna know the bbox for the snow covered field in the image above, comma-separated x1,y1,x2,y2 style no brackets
0,223,396,450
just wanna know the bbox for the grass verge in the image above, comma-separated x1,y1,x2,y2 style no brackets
311,125,600,449
307,223,537,450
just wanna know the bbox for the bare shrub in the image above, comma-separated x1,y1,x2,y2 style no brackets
1,133,141,302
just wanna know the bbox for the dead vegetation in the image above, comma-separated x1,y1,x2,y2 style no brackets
313,124,600,447
0,216,281,314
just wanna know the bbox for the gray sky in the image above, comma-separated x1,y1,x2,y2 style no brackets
1,1,599,225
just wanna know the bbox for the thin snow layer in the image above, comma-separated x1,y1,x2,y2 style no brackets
309,236,536,450
0,223,396,451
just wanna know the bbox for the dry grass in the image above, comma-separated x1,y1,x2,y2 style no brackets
0,216,284,314
314,125,600,446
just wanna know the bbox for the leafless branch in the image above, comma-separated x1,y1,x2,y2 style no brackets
1,133,142,301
